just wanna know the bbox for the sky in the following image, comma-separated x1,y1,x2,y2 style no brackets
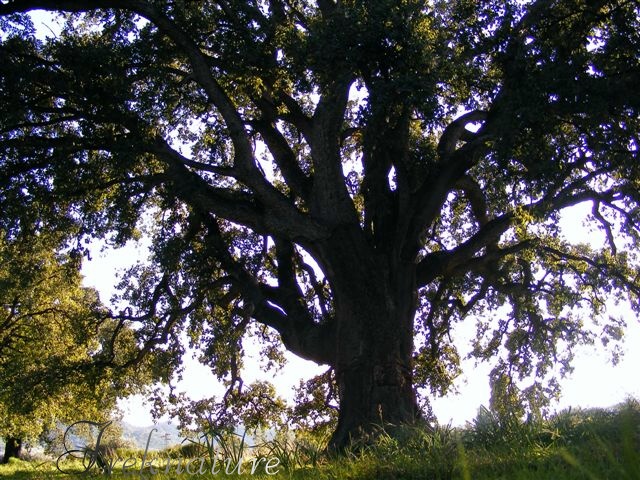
81,203,640,429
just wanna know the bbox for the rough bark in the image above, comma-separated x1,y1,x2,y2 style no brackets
330,301,421,450
1,437,23,464
318,226,422,450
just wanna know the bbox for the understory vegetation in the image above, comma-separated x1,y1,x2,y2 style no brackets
1,399,638,480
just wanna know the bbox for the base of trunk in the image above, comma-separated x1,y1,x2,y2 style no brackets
2,438,23,464
329,359,421,451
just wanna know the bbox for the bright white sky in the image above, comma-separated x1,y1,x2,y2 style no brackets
81,204,640,428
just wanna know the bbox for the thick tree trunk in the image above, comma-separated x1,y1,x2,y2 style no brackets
321,228,422,450
330,332,421,450
1,437,23,464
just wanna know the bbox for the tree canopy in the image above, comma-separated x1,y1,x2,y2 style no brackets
0,0,639,448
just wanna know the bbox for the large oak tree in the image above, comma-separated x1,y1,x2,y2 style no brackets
1,0,639,448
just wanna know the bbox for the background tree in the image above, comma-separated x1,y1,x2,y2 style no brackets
0,0,639,449
0,233,149,462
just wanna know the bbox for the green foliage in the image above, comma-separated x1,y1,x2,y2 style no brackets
0,233,149,454
289,369,338,433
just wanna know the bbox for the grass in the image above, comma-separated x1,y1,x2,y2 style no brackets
1,399,638,479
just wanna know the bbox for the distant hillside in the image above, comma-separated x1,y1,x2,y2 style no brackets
121,423,277,452
121,422,182,451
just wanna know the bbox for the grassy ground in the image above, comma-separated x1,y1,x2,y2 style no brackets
1,399,638,479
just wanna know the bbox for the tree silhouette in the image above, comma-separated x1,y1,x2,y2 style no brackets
1,0,639,448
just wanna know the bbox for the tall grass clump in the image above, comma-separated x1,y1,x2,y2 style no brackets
458,398,640,479
556,398,640,480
